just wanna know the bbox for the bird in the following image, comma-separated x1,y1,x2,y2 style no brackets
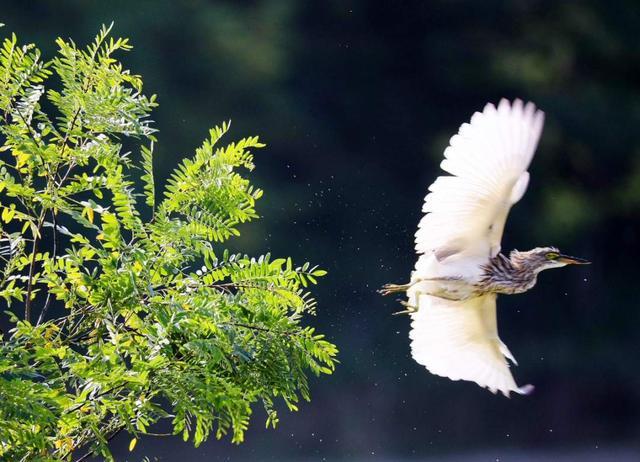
380,98,589,397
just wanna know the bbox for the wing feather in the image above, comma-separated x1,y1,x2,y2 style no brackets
415,98,544,259
409,294,533,397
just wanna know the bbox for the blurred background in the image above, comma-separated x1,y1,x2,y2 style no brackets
2,0,640,460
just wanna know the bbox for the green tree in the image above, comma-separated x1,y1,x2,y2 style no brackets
0,24,337,461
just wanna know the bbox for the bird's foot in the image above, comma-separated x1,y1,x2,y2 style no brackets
392,300,417,316
378,282,411,296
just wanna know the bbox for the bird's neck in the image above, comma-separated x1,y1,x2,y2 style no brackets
481,253,537,294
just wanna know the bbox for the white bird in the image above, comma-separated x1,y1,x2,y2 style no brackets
380,99,589,397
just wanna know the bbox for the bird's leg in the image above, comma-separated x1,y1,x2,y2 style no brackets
378,282,413,296
392,300,417,316
379,276,463,296
420,276,464,282
379,278,435,295
425,291,466,301
388,284,468,316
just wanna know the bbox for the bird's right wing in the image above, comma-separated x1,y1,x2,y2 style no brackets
415,99,544,260
409,293,533,397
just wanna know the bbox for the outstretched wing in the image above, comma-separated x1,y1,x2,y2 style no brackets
415,98,544,260
409,294,533,397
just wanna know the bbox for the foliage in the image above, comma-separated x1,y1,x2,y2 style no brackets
0,24,337,461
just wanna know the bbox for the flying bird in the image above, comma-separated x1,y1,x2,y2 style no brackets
380,99,589,397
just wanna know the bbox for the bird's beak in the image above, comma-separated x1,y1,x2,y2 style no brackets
557,254,591,265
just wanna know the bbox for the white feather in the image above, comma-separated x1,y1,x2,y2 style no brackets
415,98,544,260
409,294,533,397
408,99,544,395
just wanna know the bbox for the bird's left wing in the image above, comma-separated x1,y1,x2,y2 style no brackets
415,99,545,260
409,293,533,396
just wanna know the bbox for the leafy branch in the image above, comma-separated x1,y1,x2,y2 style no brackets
0,24,337,461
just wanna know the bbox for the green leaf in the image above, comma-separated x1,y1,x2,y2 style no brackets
141,142,155,208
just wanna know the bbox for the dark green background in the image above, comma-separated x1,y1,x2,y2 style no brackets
2,0,639,460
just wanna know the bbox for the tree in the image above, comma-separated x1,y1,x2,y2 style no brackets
0,23,337,461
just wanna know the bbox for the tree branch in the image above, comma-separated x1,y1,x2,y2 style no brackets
224,321,294,337
37,209,57,325
24,212,44,322
74,426,124,462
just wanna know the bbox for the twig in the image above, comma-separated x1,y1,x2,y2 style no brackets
64,383,128,415
13,103,42,148
224,321,293,337
37,209,57,325
55,106,81,187
74,426,124,462
24,212,44,322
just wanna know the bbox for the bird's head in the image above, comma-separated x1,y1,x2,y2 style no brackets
510,247,590,273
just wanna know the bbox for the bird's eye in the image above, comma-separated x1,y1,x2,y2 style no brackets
545,252,559,260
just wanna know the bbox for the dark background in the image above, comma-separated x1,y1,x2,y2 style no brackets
2,1,640,460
